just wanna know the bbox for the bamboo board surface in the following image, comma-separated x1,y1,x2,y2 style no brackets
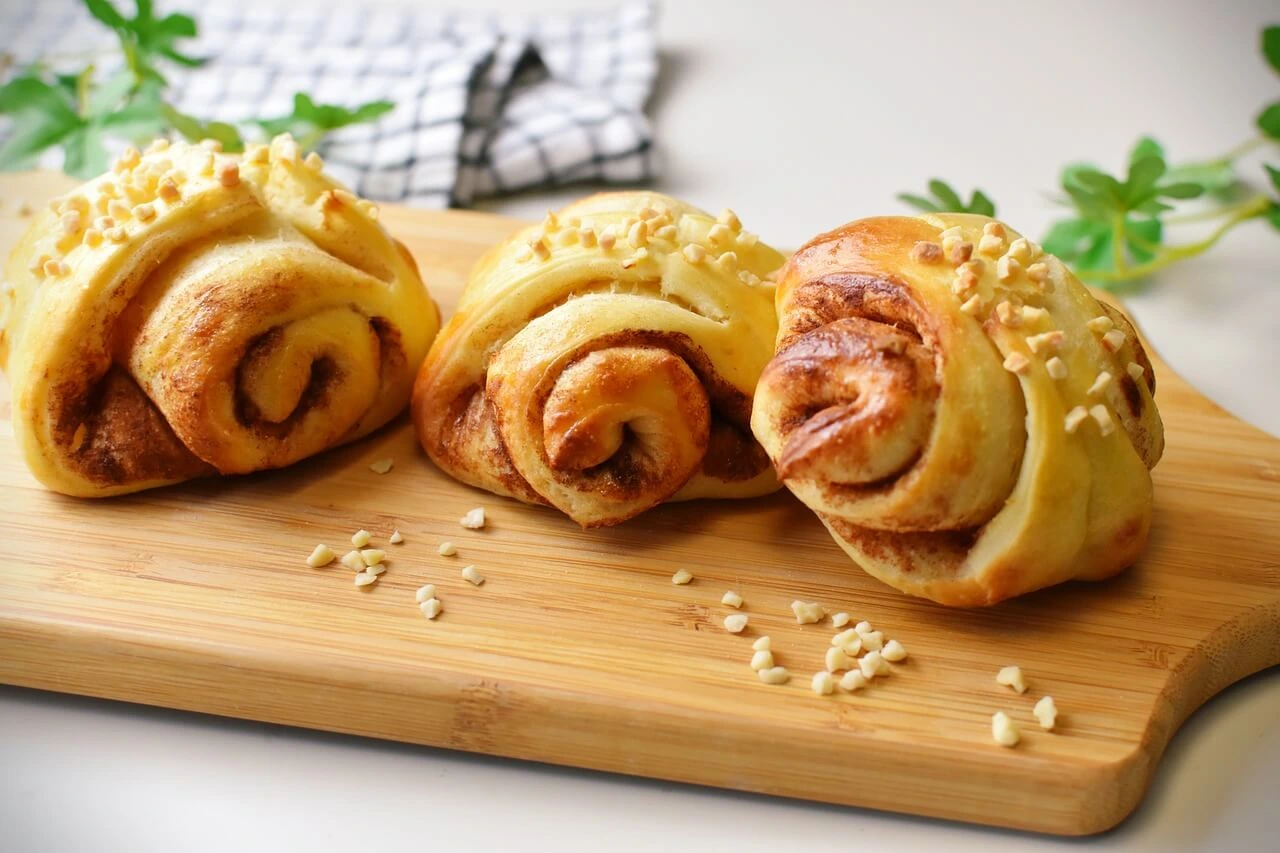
1,172,1277,836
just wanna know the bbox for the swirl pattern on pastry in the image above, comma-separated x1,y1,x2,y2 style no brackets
0,135,438,496
751,214,1164,606
412,192,785,527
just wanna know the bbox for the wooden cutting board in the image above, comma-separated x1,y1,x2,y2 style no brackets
1,171,1277,836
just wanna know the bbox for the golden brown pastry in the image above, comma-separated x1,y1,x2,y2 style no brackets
413,192,785,527
751,214,1164,606
1,135,438,497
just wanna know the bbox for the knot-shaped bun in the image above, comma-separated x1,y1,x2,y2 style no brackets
413,191,784,527
751,214,1164,605
1,135,438,496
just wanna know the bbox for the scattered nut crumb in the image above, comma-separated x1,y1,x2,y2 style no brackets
351,529,372,548
859,630,885,653
354,572,378,588
306,544,335,568
340,550,366,572
723,613,749,634
859,651,888,679
365,563,387,577
721,590,744,608
831,628,859,648
671,569,693,585
751,636,771,652
840,670,869,692
825,647,852,673
1044,357,1068,380
992,711,1020,747
415,584,437,603
750,649,775,671
881,639,907,662
996,665,1028,694
811,671,836,696
831,612,851,628
758,666,790,685
420,598,442,619
462,564,485,586
369,458,394,474
359,549,386,567
1034,696,1058,730
438,541,457,556
790,600,825,624
459,508,486,529
853,621,872,634
389,529,404,545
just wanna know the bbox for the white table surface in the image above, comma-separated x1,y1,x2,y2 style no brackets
2,1,1277,850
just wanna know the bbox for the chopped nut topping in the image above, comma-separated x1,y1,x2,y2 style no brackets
881,640,907,662
717,208,742,230
360,549,386,567
598,227,617,251
996,301,1021,327
992,711,1020,747
274,135,300,163
831,612,851,628
1034,696,1058,730
653,224,677,240
939,225,964,241
671,569,693,585
361,203,380,221
736,230,759,248
1006,237,1033,264
1020,305,1049,323
247,144,270,164
415,584,437,603
978,234,1005,256
627,219,649,248
831,628,859,648
134,203,156,222
578,227,597,247
59,211,83,235
306,544,335,568
996,255,1022,282
716,251,738,273
420,598,443,619
825,647,852,673
108,200,130,220
911,241,943,263
983,222,1006,239
952,268,979,297
947,240,974,265
853,620,872,634
84,228,103,248
365,563,388,577
340,550,366,572
438,541,457,557
105,227,127,243
859,630,884,653
157,179,181,203
996,665,1028,694
721,590,744,608
750,649,775,671
738,270,761,286
1044,356,1068,380
620,252,644,269
1064,405,1089,433
514,244,534,262
682,243,706,264
707,223,732,246
790,600,825,624
200,138,223,152
42,259,69,277
354,571,378,587
1026,330,1064,354
1126,361,1146,381
839,670,869,692
351,529,372,548
858,651,887,679
1086,316,1114,334
368,458,394,474
1002,352,1030,375
389,529,404,545
1090,404,1115,436
960,294,984,316
303,151,324,171
811,671,836,695
462,564,485,586
543,211,560,231
459,507,486,529
637,206,658,221
1088,371,1113,396
758,666,790,685
1101,329,1126,353
1026,262,1049,284
27,254,50,276
115,147,141,172
723,613,749,633
216,161,241,188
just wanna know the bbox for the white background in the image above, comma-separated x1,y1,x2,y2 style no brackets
2,1,1278,850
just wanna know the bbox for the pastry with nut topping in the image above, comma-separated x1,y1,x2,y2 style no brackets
412,191,784,527
751,214,1164,606
0,135,439,496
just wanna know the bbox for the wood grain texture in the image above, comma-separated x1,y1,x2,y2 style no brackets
1,172,1277,836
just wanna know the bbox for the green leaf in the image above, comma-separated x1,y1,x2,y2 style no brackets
1132,198,1174,216
101,85,169,141
154,13,197,38
0,74,84,171
161,104,245,152
896,193,940,213
927,179,964,212
1257,102,1280,140
83,0,125,28
1040,218,1107,261
1265,163,1280,194
1129,136,1165,166
1263,25,1280,75
968,189,996,217
1073,169,1124,205
62,124,109,178
1155,181,1204,200
1162,161,1238,197
1124,155,1167,205
1125,218,1163,263
86,70,135,116
256,94,394,148
1267,202,1280,231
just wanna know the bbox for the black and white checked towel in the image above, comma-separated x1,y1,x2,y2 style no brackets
0,0,659,207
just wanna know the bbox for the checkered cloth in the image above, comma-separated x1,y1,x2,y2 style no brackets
0,0,659,207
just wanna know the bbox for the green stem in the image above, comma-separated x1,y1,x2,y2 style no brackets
1082,195,1271,284
1110,213,1129,276
1164,192,1275,225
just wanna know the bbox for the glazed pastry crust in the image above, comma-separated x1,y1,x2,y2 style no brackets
1,136,438,496
751,214,1163,606
412,191,785,527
